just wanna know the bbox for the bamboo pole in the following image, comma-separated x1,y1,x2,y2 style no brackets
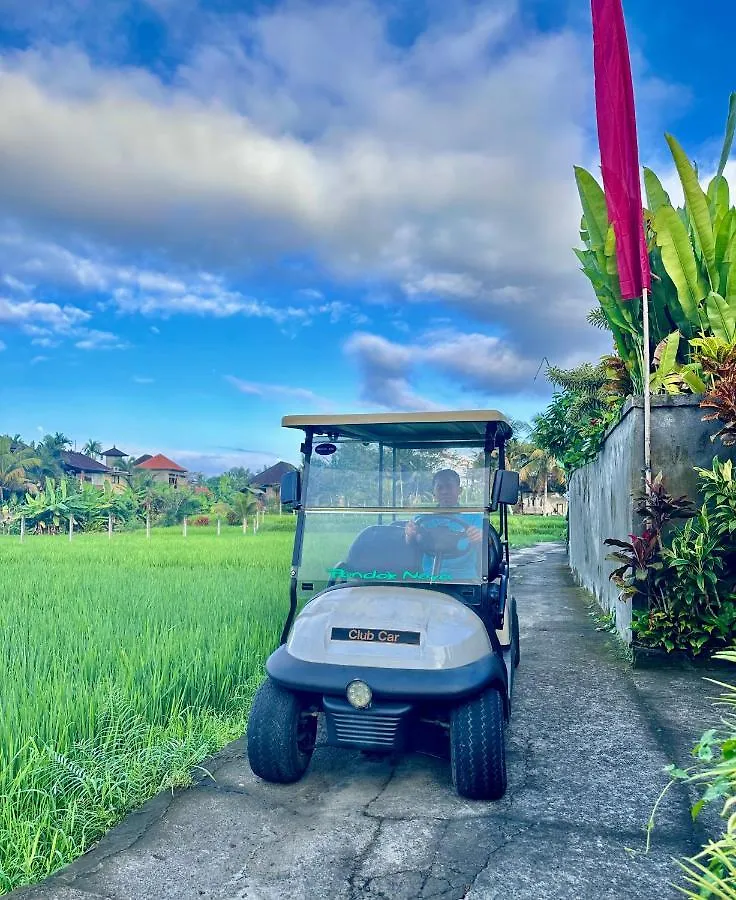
642,287,652,493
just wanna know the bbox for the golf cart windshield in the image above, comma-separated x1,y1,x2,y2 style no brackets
297,441,491,591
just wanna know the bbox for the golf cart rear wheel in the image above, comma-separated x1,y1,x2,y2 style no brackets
450,687,506,801
247,677,317,784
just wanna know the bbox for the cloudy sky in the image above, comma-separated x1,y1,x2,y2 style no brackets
0,0,733,473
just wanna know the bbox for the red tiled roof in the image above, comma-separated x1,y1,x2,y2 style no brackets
135,453,187,472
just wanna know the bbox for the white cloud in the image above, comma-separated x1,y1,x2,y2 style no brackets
0,296,90,331
344,326,591,408
133,375,155,384
74,329,128,350
0,4,592,341
225,375,333,410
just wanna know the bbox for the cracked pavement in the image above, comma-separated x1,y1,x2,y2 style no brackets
11,544,727,900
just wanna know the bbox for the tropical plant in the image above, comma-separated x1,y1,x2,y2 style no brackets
574,92,736,390
20,478,74,533
517,447,565,512
0,437,40,501
231,489,260,531
82,440,102,460
701,346,736,447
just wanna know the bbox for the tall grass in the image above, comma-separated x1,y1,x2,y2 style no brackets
0,514,564,893
0,525,290,893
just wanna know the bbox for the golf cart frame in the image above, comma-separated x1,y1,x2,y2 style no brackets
279,411,518,645
247,410,520,800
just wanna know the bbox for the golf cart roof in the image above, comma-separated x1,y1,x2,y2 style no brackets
282,410,512,445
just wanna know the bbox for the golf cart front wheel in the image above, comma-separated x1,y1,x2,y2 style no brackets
450,687,507,801
247,677,317,784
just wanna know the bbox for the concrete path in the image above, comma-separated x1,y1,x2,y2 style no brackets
13,544,728,900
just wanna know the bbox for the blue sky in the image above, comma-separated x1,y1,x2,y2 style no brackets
0,0,733,474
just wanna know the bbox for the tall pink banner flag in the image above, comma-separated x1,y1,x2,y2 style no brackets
591,0,651,299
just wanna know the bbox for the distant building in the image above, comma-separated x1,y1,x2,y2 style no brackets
249,461,297,505
517,490,568,517
61,451,111,487
135,453,188,487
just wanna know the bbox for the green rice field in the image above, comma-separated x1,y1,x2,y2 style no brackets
0,515,564,893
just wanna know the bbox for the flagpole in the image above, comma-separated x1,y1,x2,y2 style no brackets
642,287,652,491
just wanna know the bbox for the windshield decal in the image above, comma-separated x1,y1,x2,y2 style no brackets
327,567,453,582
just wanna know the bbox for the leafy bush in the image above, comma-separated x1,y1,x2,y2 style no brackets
668,650,736,897
192,516,210,527
607,469,735,657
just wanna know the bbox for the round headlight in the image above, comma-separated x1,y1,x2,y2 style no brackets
346,680,372,709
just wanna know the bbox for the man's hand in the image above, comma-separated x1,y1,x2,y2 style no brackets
405,520,418,543
465,525,482,544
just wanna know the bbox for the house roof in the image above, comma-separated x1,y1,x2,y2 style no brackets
249,461,297,487
101,446,126,457
134,454,152,465
61,451,111,473
136,453,188,472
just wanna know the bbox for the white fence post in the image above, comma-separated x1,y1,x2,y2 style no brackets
20,516,25,543
108,513,113,539
217,518,221,536
183,517,188,537
146,509,151,539
242,517,247,534
69,516,73,542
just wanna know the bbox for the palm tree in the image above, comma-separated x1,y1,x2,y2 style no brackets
83,440,102,459
49,432,72,452
518,448,565,515
232,489,260,532
0,437,41,501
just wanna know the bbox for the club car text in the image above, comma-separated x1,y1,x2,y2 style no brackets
331,627,421,645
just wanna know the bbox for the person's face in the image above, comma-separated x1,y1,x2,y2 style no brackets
434,474,461,506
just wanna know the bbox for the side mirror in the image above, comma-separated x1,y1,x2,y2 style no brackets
491,469,520,510
280,470,301,508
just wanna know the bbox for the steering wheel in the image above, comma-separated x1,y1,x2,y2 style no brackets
411,515,473,560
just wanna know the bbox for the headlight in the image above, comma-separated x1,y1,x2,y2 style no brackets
346,679,372,709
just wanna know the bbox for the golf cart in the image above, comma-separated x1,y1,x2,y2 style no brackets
247,410,520,800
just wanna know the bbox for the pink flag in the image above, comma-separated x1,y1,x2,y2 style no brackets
591,0,651,299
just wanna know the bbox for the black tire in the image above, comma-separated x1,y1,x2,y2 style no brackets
247,677,317,784
512,601,521,669
450,687,507,801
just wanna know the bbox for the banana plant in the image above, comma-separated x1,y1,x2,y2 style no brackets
575,92,736,393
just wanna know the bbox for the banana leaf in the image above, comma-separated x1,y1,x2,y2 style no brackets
574,166,609,252
704,291,736,343
655,205,707,329
716,92,736,179
644,167,672,213
707,175,730,233
666,133,717,288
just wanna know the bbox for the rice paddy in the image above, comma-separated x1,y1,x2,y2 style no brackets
0,515,564,893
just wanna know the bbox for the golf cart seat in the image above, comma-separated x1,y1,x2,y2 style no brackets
488,523,504,580
343,523,420,574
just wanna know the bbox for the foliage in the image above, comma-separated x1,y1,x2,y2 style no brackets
0,437,40,501
82,440,102,460
532,360,625,474
663,648,736,898
701,346,736,447
607,468,735,657
574,93,736,391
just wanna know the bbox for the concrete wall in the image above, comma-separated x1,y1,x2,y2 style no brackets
568,395,736,641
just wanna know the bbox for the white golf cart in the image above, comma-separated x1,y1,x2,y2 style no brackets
247,410,520,800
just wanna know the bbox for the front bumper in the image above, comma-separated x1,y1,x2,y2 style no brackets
266,644,507,702
323,696,413,751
